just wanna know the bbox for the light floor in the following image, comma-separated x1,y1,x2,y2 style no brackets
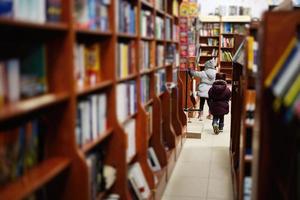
162,109,233,200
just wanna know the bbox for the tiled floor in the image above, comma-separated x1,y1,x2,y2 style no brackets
162,108,233,200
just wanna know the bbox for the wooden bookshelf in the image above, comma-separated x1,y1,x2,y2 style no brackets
0,0,186,199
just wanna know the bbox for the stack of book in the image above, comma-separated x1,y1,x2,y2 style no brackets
0,0,62,23
86,149,116,199
128,162,151,199
165,18,172,40
140,10,154,38
74,43,102,87
222,23,234,34
76,93,107,146
200,23,220,36
156,44,164,67
221,50,233,61
221,37,234,48
207,38,219,46
0,44,47,107
165,44,175,65
155,16,164,40
0,119,41,186
155,70,166,95
117,41,136,79
124,119,136,162
139,41,152,71
140,75,150,104
116,81,136,122
74,0,110,31
118,0,136,34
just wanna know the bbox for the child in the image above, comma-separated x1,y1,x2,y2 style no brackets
189,59,217,120
208,73,231,134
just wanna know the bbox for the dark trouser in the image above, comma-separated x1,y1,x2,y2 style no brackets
199,97,208,111
212,115,224,129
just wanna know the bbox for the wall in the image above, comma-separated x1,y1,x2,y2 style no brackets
197,0,270,18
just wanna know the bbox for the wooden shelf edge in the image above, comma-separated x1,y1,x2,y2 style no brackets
117,74,138,83
121,112,138,125
143,99,153,107
140,68,155,75
117,33,137,39
141,36,155,41
155,39,165,43
0,93,69,122
156,9,165,16
76,80,114,96
0,18,68,30
76,28,113,36
154,167,166,187
81,128,114,153
0,157,70,200
141,0,154,9
200,35,219,38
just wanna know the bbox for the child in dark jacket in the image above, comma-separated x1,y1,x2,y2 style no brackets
208,73,231,134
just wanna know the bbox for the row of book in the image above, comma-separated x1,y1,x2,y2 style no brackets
221,37,234,48
74,0,110,31
140,75,150,104
140,9,154,38
247,36,259,73
117,41,136,79
208,38,219,46
74,43,101,87
118,0,136,34
173,24,179,41
245,90,256,126
116,81,137,123
0,0,61,23
128,162,151,199
0,119,41,186
75,93,107,147
0,44,47,107
139,41,153,71
165,18,172,41
200,49,218,57
165,44,176,66
124,119,136,163
86,149,116,199
155,0,164,11
156,44,164,67
222,23,246,34
155,16,164,40
155,70,166,95
221,50,233,61
200,23,220,36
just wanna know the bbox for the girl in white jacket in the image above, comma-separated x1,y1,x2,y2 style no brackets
189,59,217,120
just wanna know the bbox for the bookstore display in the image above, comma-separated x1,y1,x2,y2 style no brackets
0,0,187,199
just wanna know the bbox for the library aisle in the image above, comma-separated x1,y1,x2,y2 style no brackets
162,107,233,200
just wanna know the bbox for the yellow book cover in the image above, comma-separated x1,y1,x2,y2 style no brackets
247,36,254,71
172,0,179,16
179,2,189,16
124,44,129,77
84,44,101,83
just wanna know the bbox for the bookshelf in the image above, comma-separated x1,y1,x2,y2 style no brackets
0,0,186,199
252,11,300,200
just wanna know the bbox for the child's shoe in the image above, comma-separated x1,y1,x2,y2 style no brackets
198,111,203,121
213,123,219,134
219,127,223,132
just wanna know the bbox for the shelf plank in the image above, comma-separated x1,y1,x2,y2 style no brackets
165,13,173,19
141,0,154,9
0,157,70,200
200,35,219,38
144,99,153,107
155,66,165,70
76,28,112,36
221,46,234,49
140,68,155,75
200,45,219,48
141,36,154,41
118,33,137,39
0,93,69,122
165,39,173,43
156,9,165,16
81,128,114,153
121,113,137,125
0,18,68,31
77,80,114,96
156,38,165,43
117,74,138,83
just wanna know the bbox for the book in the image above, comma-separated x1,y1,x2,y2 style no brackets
221,37,234,48
155,69,166,95
76,93,108,146
46,0,61,22
13,0,46,23
118,0,136,34
172,0,178,16
117,41,136,79
147,147,161,172
139,41,152,71
116,81,136,122
200,23,220,36
165,44,175,65
140,75,150,104
0,0,13,17
128,162,151,199
140,9,154,38
165,17,172,40
156,44,164,67
6,59,20,103
74,0,110,31
155,16,164,40
124,119,136,162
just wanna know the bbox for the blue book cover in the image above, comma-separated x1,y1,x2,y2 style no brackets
0,0,13,17
88,0,96,29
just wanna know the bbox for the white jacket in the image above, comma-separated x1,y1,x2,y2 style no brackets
190,68,216,98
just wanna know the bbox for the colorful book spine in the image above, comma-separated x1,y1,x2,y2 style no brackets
155,16,164,40
117,41,136,79
140,75,150,104
156,44,164,67
118,0,136,34
139,41,152,71
155,69,166,95
0,0,13,17
140,9,154,38
165,18,172,40
46,0,61,22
